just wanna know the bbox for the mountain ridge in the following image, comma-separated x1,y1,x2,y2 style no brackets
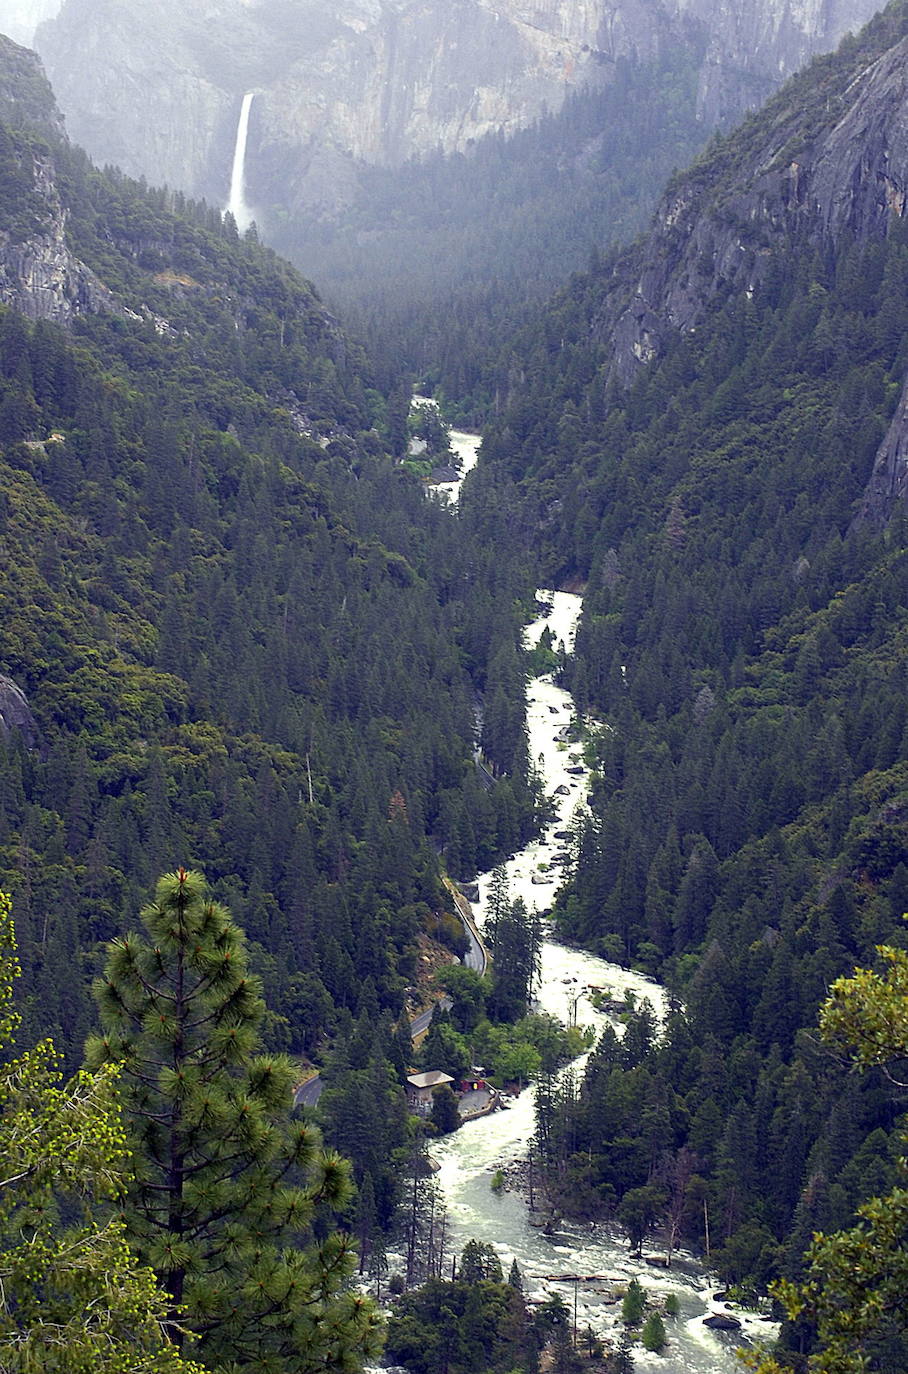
34,0,882,218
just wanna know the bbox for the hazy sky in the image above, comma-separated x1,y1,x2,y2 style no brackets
0,0,62,46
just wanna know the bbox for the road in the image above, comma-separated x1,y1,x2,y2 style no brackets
444,878,487,976
292,887,487,1108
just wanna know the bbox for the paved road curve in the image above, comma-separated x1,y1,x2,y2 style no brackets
293,891,487,1108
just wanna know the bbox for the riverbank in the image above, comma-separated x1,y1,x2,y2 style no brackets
428,579,775,1372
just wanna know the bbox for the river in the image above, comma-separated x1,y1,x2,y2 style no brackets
428,430,775,1374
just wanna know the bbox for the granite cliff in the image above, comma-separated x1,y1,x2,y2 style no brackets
593,19,908,388
486,0,908,524
485,0,908,525
0,35,116,321
33,0,882,220
0,674,38,748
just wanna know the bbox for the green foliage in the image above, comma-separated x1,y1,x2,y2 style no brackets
478,0,908,1312
278,51,710,427
0,891,205,1374
87,869,383,1372
386,1261,529,1374
409,402,453,459
618,1185,668,1255
430,1082,461,1135
0,78,540,1140
485,869,542,1023
433,964,486,1032
458,1239,503,1284
746,945,908,1374
621,1278,646,1326
419,1014,471,1083
640,1312,667,1352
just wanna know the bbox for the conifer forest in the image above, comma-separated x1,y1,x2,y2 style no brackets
0,2,908,1372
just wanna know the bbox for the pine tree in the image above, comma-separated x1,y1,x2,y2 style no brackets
86,868,382,1372
0,891,203,1374
641,1311,667,1352
621,1277,646,1326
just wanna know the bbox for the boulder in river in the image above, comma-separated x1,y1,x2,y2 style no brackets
458,882,480,902
704,1314,742,1332
554,784,571,796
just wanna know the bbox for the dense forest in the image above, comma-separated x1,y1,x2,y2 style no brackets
0,29,546,1191
274,53,710,427
463,3,908,1366
1,2,908,1370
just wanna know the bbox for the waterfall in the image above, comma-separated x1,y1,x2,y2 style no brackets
226,91,255,233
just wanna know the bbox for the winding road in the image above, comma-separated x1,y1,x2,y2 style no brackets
293,886,487,1108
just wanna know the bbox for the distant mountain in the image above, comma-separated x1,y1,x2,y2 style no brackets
480,0,908,528
0,0,60,47
36,0,881,220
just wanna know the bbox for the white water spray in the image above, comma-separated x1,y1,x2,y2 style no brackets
226,91,255,233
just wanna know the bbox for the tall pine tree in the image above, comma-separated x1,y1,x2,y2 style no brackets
86,868,382,1372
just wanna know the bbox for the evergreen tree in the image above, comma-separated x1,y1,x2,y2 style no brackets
430,1082,461,1135
86,868,382,1372
0,891,203,1374
641,1311,667,1352
747,945,908,1374
621,1277,646,1326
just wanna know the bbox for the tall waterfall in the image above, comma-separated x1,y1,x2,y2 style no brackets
226,91,255,233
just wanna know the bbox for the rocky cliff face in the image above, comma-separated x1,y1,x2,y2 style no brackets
35,0,881,218
588,24,908,384
0,148,117,322
858,370,908,523
0,674,38,747
0,0,62,47
0,35,117,322
562,5,908,524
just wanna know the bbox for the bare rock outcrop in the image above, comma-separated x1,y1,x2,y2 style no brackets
586,31,908,388
0,675,39,748
0,152,119,322
854,370,908,526
35,0,882,218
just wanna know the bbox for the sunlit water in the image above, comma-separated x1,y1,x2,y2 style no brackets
410,404,480,506
428,565,775,1370
430,429,480,504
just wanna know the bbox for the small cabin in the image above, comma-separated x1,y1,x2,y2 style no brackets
406,1070,454,1109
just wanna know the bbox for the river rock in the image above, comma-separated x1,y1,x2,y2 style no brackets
566,765,585,774
704,1314,742,1332
0,675,39,748
554,784,571,796
457,882,480,902
429,463,460,483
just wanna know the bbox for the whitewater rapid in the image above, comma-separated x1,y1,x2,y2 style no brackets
430,430,775,1372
